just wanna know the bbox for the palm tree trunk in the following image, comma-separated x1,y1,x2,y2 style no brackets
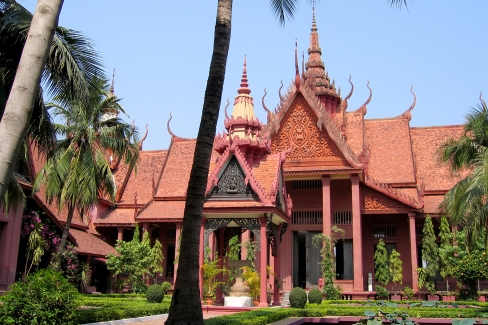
53,204,75,270
165,1,232,324
0,0,63,203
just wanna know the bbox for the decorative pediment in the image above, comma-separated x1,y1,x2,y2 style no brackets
362,186,411,214
207,156,257,200
270,95,346,163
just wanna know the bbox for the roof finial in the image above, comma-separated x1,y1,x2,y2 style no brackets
295,40,300,90
302,51,305,78
110,68,115,94
167,112,175,137
312,4,317,32
238,56,251,95
480,92,487,111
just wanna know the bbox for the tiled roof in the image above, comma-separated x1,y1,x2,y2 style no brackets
136,200,185,221
364,118,416,184
95,208,135,226
33,190,86,228
344,110,365,156
423,195,445,214
155,139,196,198
204,200,264,209
252,154,281,201
115,150,167,204
69,228,116,257
410,125,469,191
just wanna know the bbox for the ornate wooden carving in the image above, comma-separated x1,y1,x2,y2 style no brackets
270,96,342,160
209,156,256,198
362,187,409,210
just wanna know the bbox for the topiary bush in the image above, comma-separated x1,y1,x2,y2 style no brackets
146,284,165,303
0,268,79,325
308,288,323,304
161,281,172,294
289,287,307,308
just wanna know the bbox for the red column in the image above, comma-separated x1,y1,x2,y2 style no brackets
321,176,332,237
408,213,419,292
272,224,282,306
215,228,225,305
174,223,181,283
351,175,363,291
199,218,206,301
117,227,124,241
0,205,23,290
258,217,269,307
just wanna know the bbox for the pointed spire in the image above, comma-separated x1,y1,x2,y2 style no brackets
238,56,251,95
312,5,317,32
110,68,115,95
295,40,300,90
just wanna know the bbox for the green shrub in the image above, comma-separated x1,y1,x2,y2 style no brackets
403,286,414,300
289,287,307,308
375,285,389,299
161,281,172,294
146,284,165,303
0,268,79,325
308,288,323,304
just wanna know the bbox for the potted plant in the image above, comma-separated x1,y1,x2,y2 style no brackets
375,285,389,300
201,249,225,305
389,249,403,300
437,290,456,302
241,265,260,306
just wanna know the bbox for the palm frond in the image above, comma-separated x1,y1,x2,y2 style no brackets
269,0,299,26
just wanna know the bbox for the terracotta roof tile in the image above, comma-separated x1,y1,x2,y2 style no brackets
204,200,264,209
95,208,135,226
364,118,416,184
115,150,167,204
252,154,281,200
344,111,365,155
410,125,469,191
423,195,445,214
69,228,116,257
34,191,86,228
155,139,196,198
136,201,185,221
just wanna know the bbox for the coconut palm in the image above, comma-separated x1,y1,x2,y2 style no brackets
34,76,139,269
0,0,104,204
166,1,410,323
439,101,488,251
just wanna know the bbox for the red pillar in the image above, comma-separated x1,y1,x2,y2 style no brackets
199,218,206,301
408,213,419,292
117,227,124,241
258,217,269,307
272,224,282,306
351,175,363,291
215,228,225,305
0,205,23,290
241,229,250,259
174,222,181,283
321,176,331,237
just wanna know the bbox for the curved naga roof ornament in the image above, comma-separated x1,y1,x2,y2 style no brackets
480,91,487,110
138,124,149,150
359,81,372,116
340,75,354,112
166,113,192,140
278,80,285,104
400,85,416,121
223,98,230,121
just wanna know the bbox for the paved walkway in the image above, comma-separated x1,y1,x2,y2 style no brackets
82,312,230,325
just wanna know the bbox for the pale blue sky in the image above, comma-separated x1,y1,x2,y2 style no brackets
20,1,488,150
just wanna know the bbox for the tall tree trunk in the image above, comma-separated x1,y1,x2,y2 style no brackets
53,204,75,270
165,0,232,324
0,0,63,203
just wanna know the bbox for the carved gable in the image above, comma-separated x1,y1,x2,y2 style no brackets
270,95,345,162
362,186,411,213
207,156,257,200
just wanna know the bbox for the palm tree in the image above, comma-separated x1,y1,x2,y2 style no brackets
166,1,410,323
34,76,139,269
0,0,104,204
439,101,488,251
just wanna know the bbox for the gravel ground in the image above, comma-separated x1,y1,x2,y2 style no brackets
82,312,229,325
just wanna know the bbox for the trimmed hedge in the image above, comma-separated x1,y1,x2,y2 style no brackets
289,287,307,308
308,289,323,304
77,302,170,323
147,284,165,303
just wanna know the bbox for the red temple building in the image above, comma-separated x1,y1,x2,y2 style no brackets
0,11,469,301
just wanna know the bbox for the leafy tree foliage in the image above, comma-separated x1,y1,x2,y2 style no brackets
389,249,403,294
0,268,79,325
438,215,454,291
106,225,164,293
421,215,439,294
313,227,344,300
374,239,389,287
